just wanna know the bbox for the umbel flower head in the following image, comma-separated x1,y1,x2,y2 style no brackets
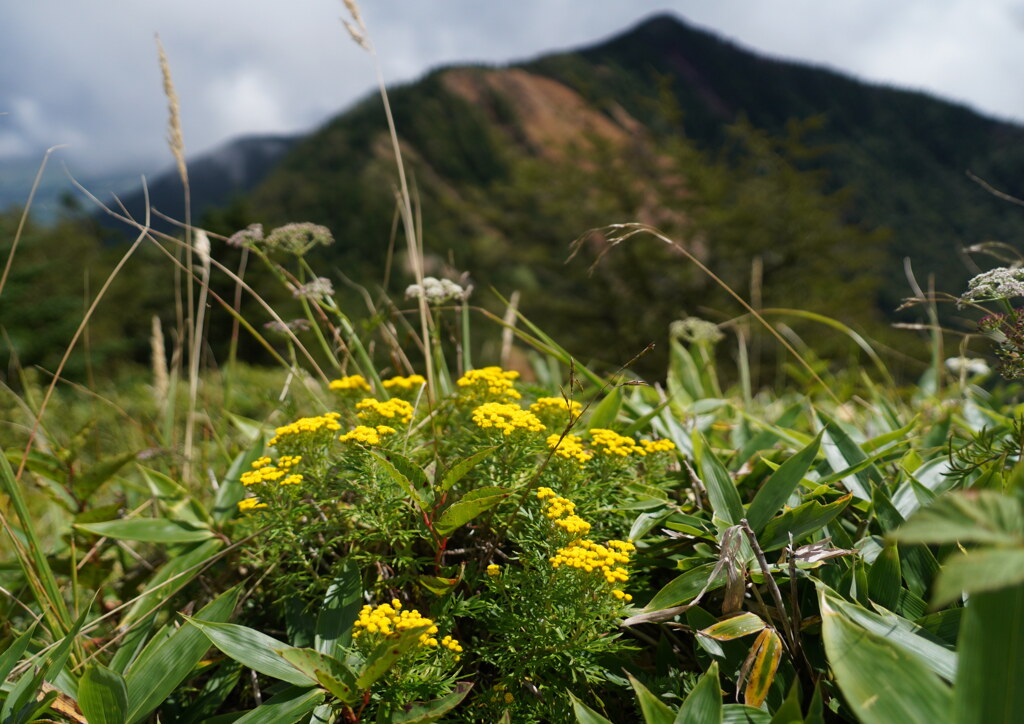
406,277,467,305
961,267,1024,303
671,317,724,345
227,222,334,256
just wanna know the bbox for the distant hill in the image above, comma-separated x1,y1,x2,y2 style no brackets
112,13,1024,373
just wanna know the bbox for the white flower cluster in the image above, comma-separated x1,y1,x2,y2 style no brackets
292,277,335,301
405,277,467,305
961,267,1024,302
945,357,991,376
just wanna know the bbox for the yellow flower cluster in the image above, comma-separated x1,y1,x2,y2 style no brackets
329,375,370,392
550,538,634,599
241,455,304,486
382,374,426,390
338,425,397,445
589,428,645,457
356,398,414,424
269,413,342,446
457,366,521,400
536,487,591,536
486,564,501,576
353,600,462,659
237,497,267,512
640,438,677,454
472,402,545,436
546,434,593,464
530,396,582,417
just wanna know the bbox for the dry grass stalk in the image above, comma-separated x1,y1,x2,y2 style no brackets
150,315,169,406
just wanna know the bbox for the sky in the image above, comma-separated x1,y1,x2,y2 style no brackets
3,0,1024,182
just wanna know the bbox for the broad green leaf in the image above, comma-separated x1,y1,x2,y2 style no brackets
674,661,722,724
759,494,851,551
230,685,326,724
819,587,952,724
694,432,743,524
278,647,358,704
570,692,615,724
952,582,1024,724
743,629,782,708
122,539,223,627
138,466,211,526
125,586,240,723
588,386,623,430
818,411,876,500
315,561,362,656
721,704,772,723
867,543,902,612
629,507,673,542
628,674,676,724
391,681,474,722
434,486,510,537
746,431,823,533
767,679,802,724
75,518,214,543
420,574,460,596
438,446,499,493
932,548,1024,607
0,622,38,683
893,491,1023,546
355,625,429,690
78,664,128,724
73,451,139,502
700,612,766,641
369,450,430,509
185,618,314,687
644,563,729,611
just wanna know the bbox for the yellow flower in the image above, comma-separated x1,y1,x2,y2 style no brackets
486,563,501,576
530,396,582,417
589,428,644,457
329,375,370,392
338,425,397,446
352,601,462,653
471,402,545,436
382,374,426,390
640,438,676,454
238,497,267,512
269,413,342,447
356,398,414,425
546,433,593,464
456,366,521,400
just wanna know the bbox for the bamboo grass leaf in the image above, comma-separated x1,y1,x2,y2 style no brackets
74,518,214,543
78,665,128,724
673,661,722,724
570,693,615,724
184,618,314,687
743,629,783,708
746,430,823,533
694,431,744,524
700,612,767,641
628,674,676,724
229,685,326,724
390,681,473,723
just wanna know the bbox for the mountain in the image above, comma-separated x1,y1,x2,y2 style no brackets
110,134,298,232
116,13,1024,374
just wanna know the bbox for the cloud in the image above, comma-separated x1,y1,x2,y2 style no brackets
1,0,1022,178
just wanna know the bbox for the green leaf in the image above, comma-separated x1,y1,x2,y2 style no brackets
138,466,212,527
820,592,956,681
419,574,460,596
819,587,952,724
73,451,139,502
78,665,128,724
369,450,430,509
628,674,676,724
674,661,722,724
721,704,772,723
759,494,852,551
122,539,223,627
570,692,615,724
278,648,358,704
644,563,729,611
315,561,362,656
434,486,510,537
230,685,326,724
743,629,782,708
438,446,499,493
746,431,823,533
700,612,767,641
893,491,1023,546
588,386,623,430
932,548,1024,607
952,582,1024,724
390,681,473,722
694,432,744,524
185,618,314,687
75,517,215,543
355,625,430,690
818,411,877,500
124,586,240,723
0,622,38,683
867,543,902,612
